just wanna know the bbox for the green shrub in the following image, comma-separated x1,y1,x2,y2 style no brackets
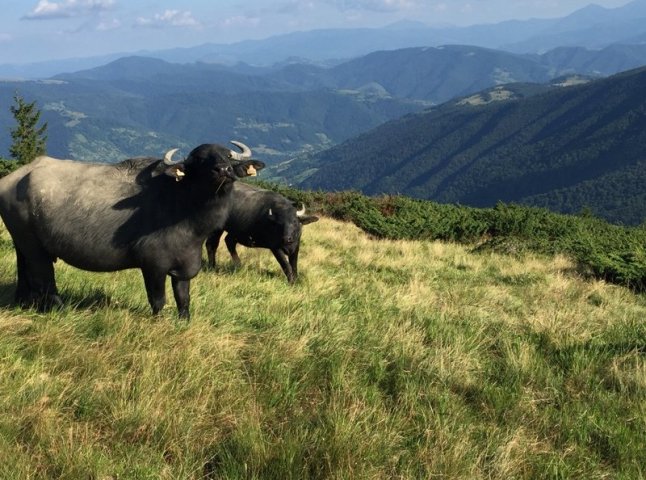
256,181,646,292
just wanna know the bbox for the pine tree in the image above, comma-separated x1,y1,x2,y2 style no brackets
9,92,47,166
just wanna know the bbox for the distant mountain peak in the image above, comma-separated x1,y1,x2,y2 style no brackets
383,20,429,30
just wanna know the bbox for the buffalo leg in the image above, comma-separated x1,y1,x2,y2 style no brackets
171,277,191,320
142,270,166,315
14,248,31,305
16,247,61,310
225,234,242,267
272,249,295,284
205,230,224,269
288,246,300,282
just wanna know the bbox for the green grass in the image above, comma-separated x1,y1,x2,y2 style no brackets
0,218,644,479
257,184,646,293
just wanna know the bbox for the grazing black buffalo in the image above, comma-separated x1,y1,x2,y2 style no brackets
205,182,318,283
0,141,264,319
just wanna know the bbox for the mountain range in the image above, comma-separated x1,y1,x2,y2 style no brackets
285,67,646,225
3,0,646,79
3,39,646,175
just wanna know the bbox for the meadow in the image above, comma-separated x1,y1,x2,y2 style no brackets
0,216,644,479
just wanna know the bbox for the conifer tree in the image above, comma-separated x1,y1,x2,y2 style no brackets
9,92,47,165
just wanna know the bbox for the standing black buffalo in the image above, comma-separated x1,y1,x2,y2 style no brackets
0,141,264,319
205,182,318,283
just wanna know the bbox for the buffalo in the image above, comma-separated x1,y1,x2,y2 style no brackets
205,182,318,283
0,141,264,319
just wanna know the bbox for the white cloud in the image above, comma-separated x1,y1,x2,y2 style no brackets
461,3,474,14
257,1,316,15
96,18,120,31
23,0,115,20
324,0,420,12
135,10,200,29
221,15,261,28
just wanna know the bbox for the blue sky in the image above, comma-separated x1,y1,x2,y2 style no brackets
0,0,633,64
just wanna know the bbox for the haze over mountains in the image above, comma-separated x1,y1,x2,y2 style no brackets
1,0,646,224
3,0,646,79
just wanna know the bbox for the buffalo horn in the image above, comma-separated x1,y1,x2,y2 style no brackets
296,204,306,216
229,141,252,160
163,148,181,165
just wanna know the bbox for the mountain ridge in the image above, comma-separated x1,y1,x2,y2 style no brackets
4,0,646,79
289,66,646,225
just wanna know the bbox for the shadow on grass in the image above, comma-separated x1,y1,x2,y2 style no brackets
203,262,287,282
202,262,240,276
0,281,147,316
63,288,117,311
0,282,15,308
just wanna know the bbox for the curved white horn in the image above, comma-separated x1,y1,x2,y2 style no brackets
163,148,181,165
296,204,306,216
229,140,252,160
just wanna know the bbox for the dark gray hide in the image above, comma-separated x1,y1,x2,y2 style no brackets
0,142,264,319
205,182,318,283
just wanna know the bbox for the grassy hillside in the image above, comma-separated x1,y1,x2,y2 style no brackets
0,217,644,478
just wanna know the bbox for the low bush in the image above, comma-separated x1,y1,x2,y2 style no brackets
257,181,646,292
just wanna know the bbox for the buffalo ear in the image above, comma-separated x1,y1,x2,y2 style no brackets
232,160,266,178
165,164,186,181
249,160,266,173
299,215,319,226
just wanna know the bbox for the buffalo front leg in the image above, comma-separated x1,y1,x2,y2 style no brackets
142,269,166,316
272,249,295,284
288,246,300,282
171,277,191,320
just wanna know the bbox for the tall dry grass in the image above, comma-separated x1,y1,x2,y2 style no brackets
0,217,644,479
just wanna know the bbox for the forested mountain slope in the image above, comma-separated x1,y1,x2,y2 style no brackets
294,67,646,225
4,43,646,197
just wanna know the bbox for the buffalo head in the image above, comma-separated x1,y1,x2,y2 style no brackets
267,203,318,255
163,141,265,187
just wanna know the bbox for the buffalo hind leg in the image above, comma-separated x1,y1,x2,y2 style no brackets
14,248,31,305
15,247,62,311
171,277,191,320
205,230,224,269
142,269,166,316
272,249,295,284
225,234,242,268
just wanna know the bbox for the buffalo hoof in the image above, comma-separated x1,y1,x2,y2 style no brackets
17,292,63,312
37,294,63,312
